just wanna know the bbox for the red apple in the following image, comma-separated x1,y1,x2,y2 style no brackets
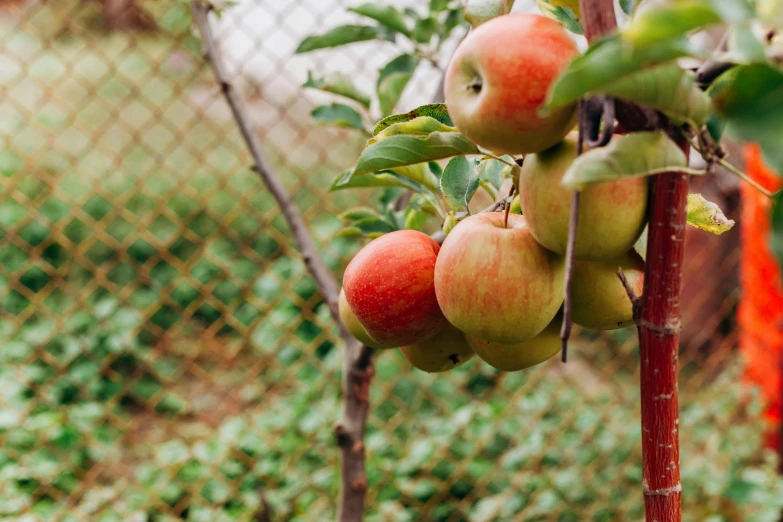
444,13,579,155
343,230,448,346
434,213,564,344
400,323,474,373
338,289,395,349
519,132,649,260
571,250,645,330
466,315,562,371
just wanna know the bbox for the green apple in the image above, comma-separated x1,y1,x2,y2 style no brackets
519,132,649,260
434,213,564,343
400,323,474,373
571,250,645,330
466,315,562,371
444,13,579,155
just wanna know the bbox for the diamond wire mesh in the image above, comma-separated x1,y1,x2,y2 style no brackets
0,1,779,521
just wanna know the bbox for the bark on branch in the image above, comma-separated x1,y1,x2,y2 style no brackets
580,0,684,520
191,4,373,521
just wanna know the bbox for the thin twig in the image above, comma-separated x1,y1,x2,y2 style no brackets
191,4,373,521
617,267,640,321
560,100,585,363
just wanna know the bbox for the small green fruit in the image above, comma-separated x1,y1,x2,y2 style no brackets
571,250,645,330
401,323,474,372
465,316,561,371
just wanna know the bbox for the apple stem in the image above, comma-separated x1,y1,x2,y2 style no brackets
192,5,374,522
504,184,515,228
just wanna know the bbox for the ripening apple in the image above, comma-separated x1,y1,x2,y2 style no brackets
400,323,475,373
466,315,562,371
571,250,645,330
343,230,448,346
434,213,564,344
444,13,580,155
338,289,395,349
519,132,649,260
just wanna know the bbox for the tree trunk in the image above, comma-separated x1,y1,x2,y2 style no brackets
101,0,154,31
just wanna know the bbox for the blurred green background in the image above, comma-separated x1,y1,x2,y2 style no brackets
1,1,781,521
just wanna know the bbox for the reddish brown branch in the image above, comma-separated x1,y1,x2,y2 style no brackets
192,4,373,521
581,0,685,520
637,139,688,521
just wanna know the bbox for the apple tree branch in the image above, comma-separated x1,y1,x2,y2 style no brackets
191,4,374,521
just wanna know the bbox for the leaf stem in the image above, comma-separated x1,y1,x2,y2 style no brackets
690,138,778,198
480,151,517,168
479,178,498,200
717,157,780,198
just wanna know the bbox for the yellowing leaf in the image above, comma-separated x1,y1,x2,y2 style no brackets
686,193,735,235
368,116,455,146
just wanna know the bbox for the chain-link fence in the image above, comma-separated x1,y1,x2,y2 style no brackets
1,1,781,521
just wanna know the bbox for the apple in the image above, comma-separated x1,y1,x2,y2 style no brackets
571,250,645,330
343,230,448,346
434,213,564,344
444,13,579,155
466,315,562,371
519,132,649,260
400,323,475,373
338,289,395,349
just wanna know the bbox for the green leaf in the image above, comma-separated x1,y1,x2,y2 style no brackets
476,157,512,190
728,22,766,63
537,1,582,34
545,36,700,110
296,25,380,53
413,17,438,43
686,193,735,235
430,0,451,12
329,170,428,192
339,207,381,221
623,0,752,47
441,157,479,213
348,4,411,36
771,193,783,272
619,0,635,15
443,8,466,34
338,217,397,239
599,64,712,126
465,0,515,28
373,104,453,135
348,132,479,180
550,7,583,35
388,164,440,191
404,208,432,231
713,63,783,175
369,116,456,145
303,71,371,108
561,131,700,190
311,103,364,130
378,54,419,116
706,113,726,142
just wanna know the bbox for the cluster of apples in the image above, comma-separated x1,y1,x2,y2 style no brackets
338,13,647,373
